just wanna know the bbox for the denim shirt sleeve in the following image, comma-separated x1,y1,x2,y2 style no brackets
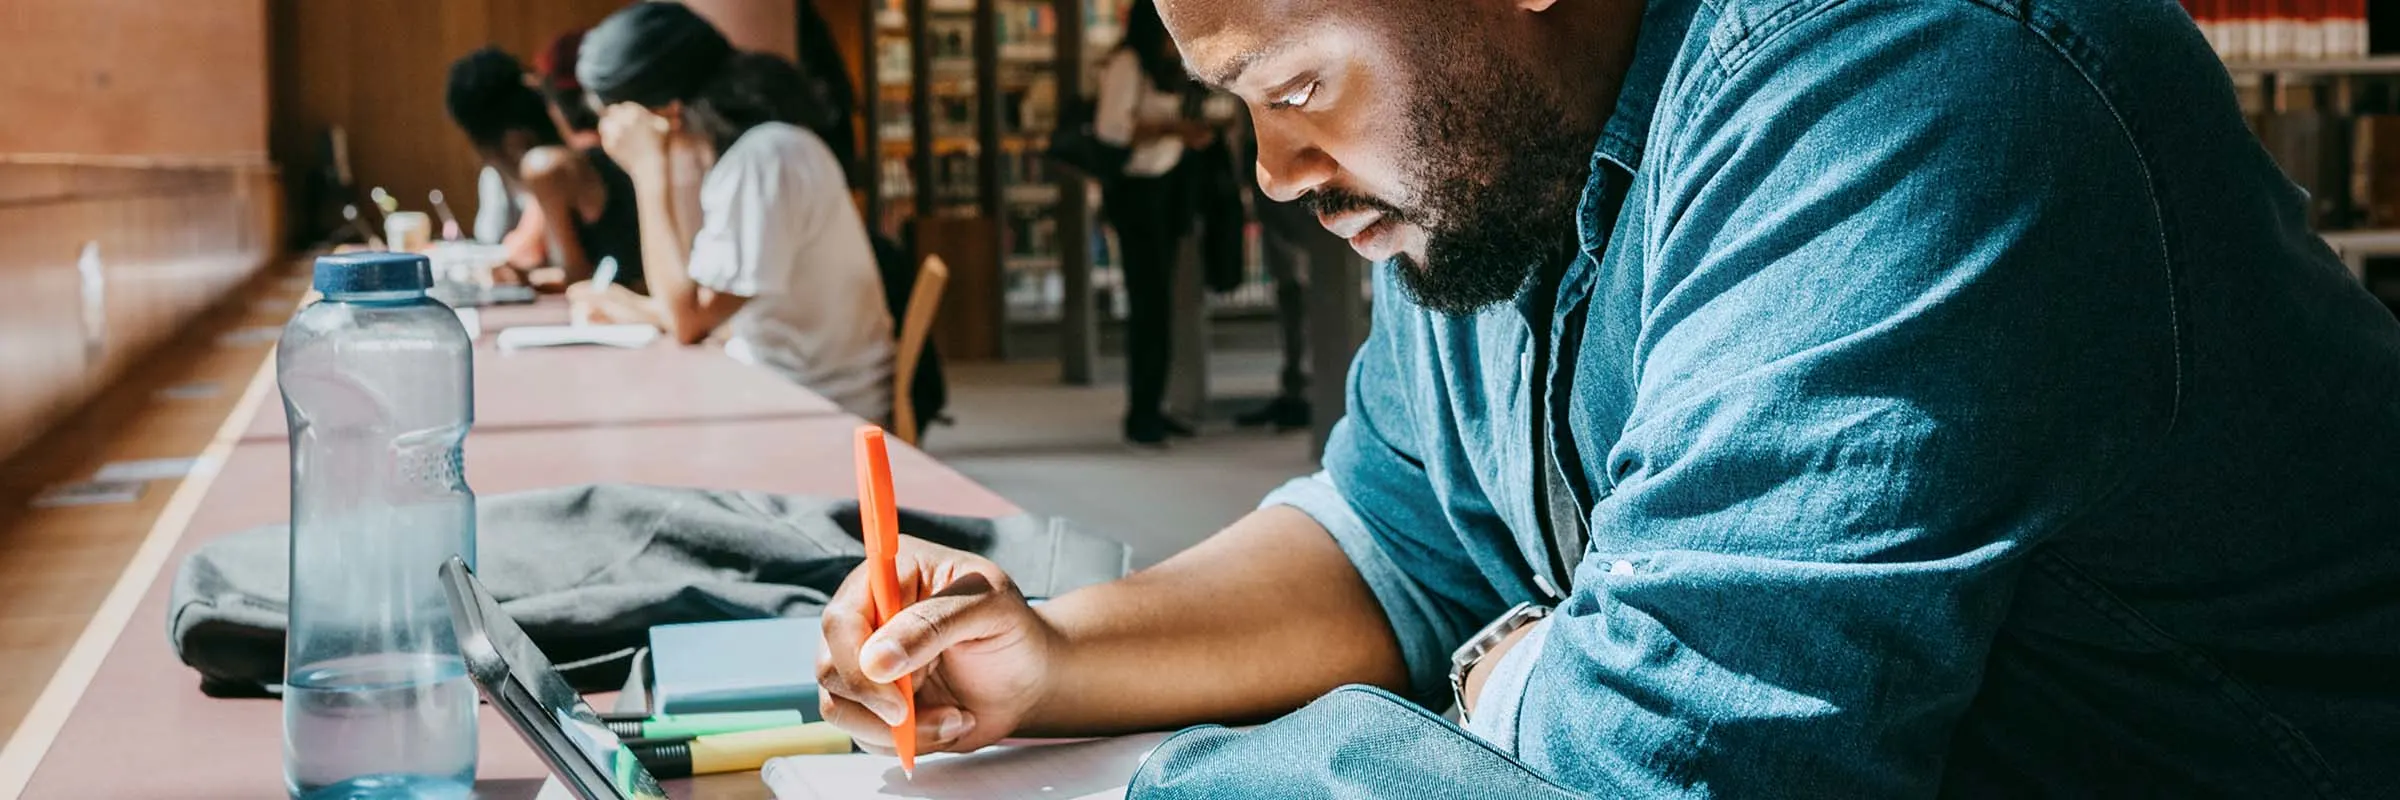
1518,4,2178,796
1262,266,1510,707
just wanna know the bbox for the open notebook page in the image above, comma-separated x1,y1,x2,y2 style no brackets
761,731,1174,800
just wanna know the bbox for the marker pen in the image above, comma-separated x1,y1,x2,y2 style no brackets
599,709,813,740
622,723,853,778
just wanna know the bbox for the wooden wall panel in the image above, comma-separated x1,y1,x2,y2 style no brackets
0,163,280,462
267,0,634,238
0,0,269,161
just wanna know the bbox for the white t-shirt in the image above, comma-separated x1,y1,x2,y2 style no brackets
687,122,896,422
474,166,524,244
1095,50,1189,177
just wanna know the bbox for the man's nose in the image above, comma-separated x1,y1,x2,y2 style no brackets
1254,123,1333,205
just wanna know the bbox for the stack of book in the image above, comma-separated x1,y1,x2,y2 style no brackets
2179,0,2371,62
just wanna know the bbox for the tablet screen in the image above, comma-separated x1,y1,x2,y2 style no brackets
444,561,668,800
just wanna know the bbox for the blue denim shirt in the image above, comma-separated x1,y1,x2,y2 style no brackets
1262,0,2400,794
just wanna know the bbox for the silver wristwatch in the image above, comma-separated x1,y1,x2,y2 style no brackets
1449,601,1551,724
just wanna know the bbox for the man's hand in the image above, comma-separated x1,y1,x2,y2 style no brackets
817,537,1064,755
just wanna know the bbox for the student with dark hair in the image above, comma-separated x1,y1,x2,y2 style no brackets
574,3,894,424
533,30,601,139
445,47,556,266
1095,0,1223,445
443,46,642,291
522,30,646,293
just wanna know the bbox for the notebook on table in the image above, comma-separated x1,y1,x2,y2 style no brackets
760,731,1173,800
648,617,824,716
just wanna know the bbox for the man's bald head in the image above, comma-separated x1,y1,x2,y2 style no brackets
1156,0,1641,314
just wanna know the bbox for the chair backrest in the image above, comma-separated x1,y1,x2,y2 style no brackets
892,255,950,446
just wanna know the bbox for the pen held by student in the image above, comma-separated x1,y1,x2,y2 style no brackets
855,425,918,775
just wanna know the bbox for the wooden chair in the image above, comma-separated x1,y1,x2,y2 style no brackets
891,255,950,446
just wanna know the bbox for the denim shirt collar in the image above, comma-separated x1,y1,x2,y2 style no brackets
1509,0,1701,329
1581,0,1700,253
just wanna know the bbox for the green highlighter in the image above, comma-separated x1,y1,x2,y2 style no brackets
599,710,814,740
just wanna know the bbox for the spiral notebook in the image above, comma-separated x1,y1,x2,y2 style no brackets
759,731,1173,800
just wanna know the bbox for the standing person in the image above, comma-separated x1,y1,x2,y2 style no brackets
814,0,2400,794
576,3,895,424
1097,0,1218,446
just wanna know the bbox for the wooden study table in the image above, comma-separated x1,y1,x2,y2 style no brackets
1,299,1015,799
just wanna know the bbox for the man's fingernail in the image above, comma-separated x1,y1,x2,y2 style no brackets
862,640,907,680
937,710,972,741
874,702,906,727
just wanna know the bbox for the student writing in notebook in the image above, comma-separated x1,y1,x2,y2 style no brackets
818,0,2400,795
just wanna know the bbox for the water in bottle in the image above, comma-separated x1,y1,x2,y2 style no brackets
279,252,478,799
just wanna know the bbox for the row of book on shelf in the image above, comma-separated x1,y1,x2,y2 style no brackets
877,144,1057,201
2176,0,2371,62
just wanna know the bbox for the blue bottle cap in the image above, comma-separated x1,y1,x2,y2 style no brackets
313,251,434,295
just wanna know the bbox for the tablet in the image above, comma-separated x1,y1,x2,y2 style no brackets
440,557,669,800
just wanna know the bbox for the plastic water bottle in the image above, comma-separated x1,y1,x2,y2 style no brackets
279,252,478,799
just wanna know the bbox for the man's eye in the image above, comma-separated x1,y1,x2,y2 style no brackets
1271,80,1319,110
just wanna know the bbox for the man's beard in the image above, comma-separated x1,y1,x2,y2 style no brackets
1306,57,1595,316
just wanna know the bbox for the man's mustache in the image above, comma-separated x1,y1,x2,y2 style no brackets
1301,189,1414,225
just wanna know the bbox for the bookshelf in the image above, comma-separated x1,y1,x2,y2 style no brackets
2318,227,2400,277
2226,55,2400,76
2170,3,2395,280
861,0,1293,367
865,0,1120,361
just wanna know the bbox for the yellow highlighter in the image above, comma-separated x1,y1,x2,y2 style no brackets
622,722,853,778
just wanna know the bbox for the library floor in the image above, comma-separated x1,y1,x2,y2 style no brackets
926,350,1319,568
0,273,1314,746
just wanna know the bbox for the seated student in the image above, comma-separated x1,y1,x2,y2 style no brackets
575,4,895,424
442,47,643,292
524,30,647,293
445,48,553,268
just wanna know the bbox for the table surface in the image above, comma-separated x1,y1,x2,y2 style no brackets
244,300,837,442
10,301,1016,799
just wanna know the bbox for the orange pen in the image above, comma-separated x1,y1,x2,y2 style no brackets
854,426,917,776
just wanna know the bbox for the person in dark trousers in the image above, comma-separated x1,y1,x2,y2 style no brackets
1096,0,1218,446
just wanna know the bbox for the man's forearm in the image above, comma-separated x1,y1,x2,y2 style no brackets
1020,505,1408,736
